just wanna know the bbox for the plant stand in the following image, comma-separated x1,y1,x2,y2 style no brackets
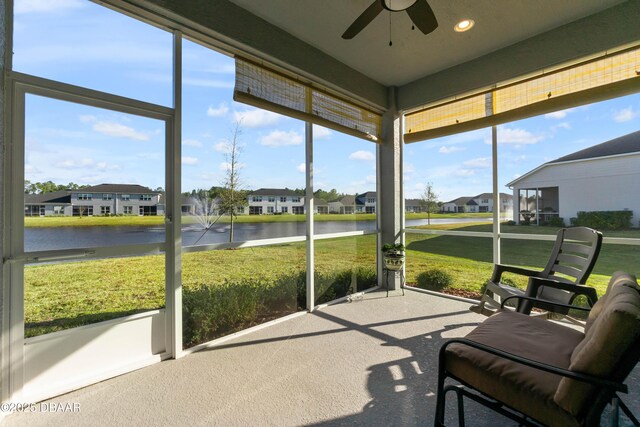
383,266,405,297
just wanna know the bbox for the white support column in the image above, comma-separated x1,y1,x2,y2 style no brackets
378,87,403,290
166,30,183,358
492,125,500,264
0,0,8,403
305,122,314,310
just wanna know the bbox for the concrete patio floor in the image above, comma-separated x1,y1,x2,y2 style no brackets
5,289,639,426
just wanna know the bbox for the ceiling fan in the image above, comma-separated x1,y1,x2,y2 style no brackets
342,0,438,40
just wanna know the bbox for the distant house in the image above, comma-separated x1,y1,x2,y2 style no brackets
442,197,475,213
356,191,376,213
314,199,329,214
404,199,424,213
441,193,512,213
25,184,162,216
508,130,640,226
247,188,304,214
24,190,72,216
328,195,357,214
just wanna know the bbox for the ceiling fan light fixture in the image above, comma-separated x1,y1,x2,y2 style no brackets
383,0,418,12
454,19,474,32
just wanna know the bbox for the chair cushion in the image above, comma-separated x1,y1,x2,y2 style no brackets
446,310,584,427
583,271,635,334
554,274,640,417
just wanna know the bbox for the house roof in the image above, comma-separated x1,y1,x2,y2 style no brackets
473,192,514,200
73,184,158,194
356,191,376,200
405,199,423,206
333,195,356,205
509,130,640,187
24,190,71,205
444,197,473,206
249,188,301,197
549,130,640,164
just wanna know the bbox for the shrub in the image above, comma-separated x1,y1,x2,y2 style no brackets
570,210,633,230
415,269,453,291
542,217,565,227
505,220,516,226
184,267,377,347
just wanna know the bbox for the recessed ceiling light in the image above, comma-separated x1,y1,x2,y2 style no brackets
454,19,475,32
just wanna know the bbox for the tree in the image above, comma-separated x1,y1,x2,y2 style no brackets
217,121,247,243
420,182,439,225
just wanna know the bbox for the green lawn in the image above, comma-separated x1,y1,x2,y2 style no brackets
23,223,640,342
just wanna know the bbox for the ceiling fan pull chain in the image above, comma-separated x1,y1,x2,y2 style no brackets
389,12,393,46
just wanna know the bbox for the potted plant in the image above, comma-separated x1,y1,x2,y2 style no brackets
382,243,405,271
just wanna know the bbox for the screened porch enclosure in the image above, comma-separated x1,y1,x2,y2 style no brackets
1,0,640,420
515,187,560,225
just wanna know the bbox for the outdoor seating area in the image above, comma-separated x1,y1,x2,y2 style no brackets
2,1,640,425
438,271,640,427
4,288,639,426
471,227,603,317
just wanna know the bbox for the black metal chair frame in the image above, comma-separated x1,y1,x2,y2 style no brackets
472,227,603,316
436,296,640,427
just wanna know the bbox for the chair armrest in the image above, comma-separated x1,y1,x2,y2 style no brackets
501,295,591,313
526,277,598,306
440,338,627,393
491,264,543,283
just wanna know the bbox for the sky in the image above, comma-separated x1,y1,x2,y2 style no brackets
13,0,640,202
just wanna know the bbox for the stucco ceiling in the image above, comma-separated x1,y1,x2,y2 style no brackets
228,0,627,87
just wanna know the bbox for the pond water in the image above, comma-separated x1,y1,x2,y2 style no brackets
24,217,490,252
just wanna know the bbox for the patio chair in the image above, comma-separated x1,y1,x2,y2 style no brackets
435,271,640,427
469,227,603,317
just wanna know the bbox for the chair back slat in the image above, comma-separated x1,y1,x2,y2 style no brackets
542,227,603,285
556,253,589,268
550,264,582,280
560,242,594,256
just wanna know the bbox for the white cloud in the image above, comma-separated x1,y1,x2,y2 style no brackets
15,0,84,14
297,163,306,173
613,106,639,123
95,162,120,171
312,125,332,139
79,115,97,123
545,108,574,119
219,161,246,171
137,152,162,160
54,158,94,169
493,126,544,145
439,146,465,154
552,122,572,131
92,121,150,141
182,78,234,89
234,109,280,128
404,163,415,173
454,169,475,177
207,103,229,117
260,130,303,147
182,139,203,148
214,141,231,153
366,175,376,184
348,150,374,161
182,156,199,165
463,157,491,168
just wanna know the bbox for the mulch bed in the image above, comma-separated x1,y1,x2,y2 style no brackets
405,283,482,300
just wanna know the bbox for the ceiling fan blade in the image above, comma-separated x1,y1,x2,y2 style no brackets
406,0,438,35
342,1,385,39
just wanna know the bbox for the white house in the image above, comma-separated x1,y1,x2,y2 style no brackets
508,130,640,227
247,188,304,214
24,184,162,216
441,193,513,214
